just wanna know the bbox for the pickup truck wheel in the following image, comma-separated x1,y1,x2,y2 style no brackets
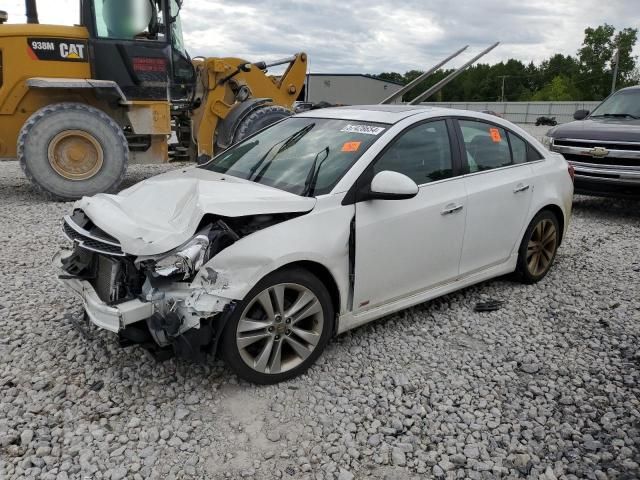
516,210,560,284
18,103,128,201
221,268,333,384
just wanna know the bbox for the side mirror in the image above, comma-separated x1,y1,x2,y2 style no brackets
574,109,589,120
0,11,8,24
368,171,419,200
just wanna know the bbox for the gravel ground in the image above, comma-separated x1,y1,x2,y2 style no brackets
1,157,639,480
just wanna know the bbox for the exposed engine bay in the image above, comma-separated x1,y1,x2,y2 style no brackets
59,209,300,361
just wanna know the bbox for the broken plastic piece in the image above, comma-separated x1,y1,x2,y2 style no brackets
474,299,503,312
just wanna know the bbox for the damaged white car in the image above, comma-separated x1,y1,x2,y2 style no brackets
55,105,573,384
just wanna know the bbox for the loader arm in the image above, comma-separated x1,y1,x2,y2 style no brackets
192,53,307,158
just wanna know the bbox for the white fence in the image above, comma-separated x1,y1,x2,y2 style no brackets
419,101,601,124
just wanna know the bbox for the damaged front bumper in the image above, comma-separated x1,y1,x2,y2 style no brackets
53,250,235,360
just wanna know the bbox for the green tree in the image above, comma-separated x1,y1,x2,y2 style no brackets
532,75,576,101
578,24,638,98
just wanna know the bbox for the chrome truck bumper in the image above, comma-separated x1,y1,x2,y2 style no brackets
551,139,640,196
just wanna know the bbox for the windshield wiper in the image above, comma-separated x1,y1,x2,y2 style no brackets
247,123,315,182
591,113,640,119
301,147,330,197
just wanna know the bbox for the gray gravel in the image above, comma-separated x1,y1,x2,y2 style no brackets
1,159,639,480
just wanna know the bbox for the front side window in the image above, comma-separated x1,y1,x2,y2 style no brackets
459,120,511,172
95,0,165,41
373,120,453,185
200,117,386,196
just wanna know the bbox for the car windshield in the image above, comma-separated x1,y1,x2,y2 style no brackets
199,117,386,196
590,89,640,119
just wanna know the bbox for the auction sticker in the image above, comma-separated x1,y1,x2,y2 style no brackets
340,124,386,136
341,141,362,152
489,128,502,143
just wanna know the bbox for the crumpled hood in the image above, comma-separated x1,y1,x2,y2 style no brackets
75,167,316,255
548,118,640,142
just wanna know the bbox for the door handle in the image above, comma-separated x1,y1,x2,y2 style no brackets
441,204,463,215
513,183,530,193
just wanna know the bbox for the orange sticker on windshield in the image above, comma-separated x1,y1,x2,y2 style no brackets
489,128,502,143
342,141,362,152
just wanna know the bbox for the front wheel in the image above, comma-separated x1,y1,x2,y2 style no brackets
220,268,333,384
516,210,560,284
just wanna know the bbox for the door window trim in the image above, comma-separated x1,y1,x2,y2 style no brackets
342,117,463,205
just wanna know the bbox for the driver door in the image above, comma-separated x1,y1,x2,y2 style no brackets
352,120,467,312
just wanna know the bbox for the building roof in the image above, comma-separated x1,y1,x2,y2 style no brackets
307,73,405,87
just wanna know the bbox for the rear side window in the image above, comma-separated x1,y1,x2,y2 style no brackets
459,120,511,172
527,145,544,161
508,132,527,164
373,120,453,185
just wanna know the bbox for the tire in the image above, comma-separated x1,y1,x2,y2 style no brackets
18,103,128,201
232,105,292,144
516,210,560,284
220,268,334,384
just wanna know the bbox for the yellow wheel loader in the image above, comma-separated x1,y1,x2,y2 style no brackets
0,0,307,200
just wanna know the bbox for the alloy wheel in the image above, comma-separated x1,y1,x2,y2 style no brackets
236,283,324,375
526,218,557,277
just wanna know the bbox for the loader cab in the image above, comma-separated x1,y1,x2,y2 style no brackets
80,0,195,101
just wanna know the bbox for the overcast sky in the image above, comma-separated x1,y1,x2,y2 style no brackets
5,0,640,73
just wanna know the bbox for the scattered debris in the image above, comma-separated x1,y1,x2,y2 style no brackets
88,380,104,392
474,299,504,312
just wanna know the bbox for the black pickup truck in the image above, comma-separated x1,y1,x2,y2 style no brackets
543,86,640,197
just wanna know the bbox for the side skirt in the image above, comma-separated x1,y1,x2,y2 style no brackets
336,254,518,334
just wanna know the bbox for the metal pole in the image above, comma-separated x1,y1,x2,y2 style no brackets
611,48,620,94
500,76,507,102
409,42,500,105
379,45,469,104
25,0,39,24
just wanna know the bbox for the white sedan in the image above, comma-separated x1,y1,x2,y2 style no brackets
56,105,574,384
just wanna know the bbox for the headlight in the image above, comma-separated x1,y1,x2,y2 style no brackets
541,135,553,150
152,234,210,280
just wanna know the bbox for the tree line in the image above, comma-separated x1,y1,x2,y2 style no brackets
374,24,639,102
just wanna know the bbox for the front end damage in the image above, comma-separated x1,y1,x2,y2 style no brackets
54,209,293,361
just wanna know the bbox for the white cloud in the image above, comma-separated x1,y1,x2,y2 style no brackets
4,0,639,73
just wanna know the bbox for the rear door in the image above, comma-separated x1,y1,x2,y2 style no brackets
456,119,534,276
352,119,467,312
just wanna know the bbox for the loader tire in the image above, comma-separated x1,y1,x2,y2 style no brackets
232,105,292,143
18,103,128,201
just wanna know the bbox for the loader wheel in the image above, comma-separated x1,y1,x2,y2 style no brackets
232,105,292,143
18,103,128,201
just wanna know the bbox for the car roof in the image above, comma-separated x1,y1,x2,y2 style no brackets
295,105,462,124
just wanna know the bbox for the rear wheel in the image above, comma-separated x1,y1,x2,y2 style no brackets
516,210,560,283
221,268,333,384
232,105,292,144
18,103,128,201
